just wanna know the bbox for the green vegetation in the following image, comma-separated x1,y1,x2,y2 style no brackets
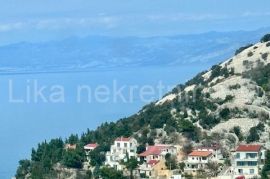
165,153,177,170
235,44,253,55
229,84,241,90
247,51,254,57
243,63,270,91
230,126,244,141
261,34,270,43
261,150,270,179
99,167,126,179
246,123,265,143
261,53,268,61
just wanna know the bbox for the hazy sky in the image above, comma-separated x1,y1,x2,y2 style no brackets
0,0,270,45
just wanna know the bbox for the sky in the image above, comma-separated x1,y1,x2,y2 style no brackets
0,0,270,45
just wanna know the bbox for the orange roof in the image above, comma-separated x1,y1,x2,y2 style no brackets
84,143,98,149
115,137,131,142
139,145,168,157
188,151,212,157
236,145,262,152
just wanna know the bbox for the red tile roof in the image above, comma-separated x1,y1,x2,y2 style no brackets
147,160,159,166
188,151,212,157
84,143,98,149
236,145,262,152
139,145,168,157
115,137,131,142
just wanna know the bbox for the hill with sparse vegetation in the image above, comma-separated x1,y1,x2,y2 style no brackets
15,34,270,179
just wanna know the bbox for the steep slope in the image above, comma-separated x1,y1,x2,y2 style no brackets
15,34,270,178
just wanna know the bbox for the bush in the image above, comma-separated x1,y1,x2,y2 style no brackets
235,44,253,55
266,42,270,47
246,123,265,143
247,51,253,57
261,53,269,61
261,34,270,43
229,84,241,90
219,108,230,119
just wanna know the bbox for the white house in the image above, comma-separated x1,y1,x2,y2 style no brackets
105,137,138,170
184,150,214,174
196,143,223,161
138,144,177,163
84,143,98,162
232,144,265,178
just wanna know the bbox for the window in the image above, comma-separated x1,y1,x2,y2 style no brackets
117,143,120,147
130,143,132,147
246,153,257,158
236,153,240,159
124,143,127,148
237,161,245,166
250,169,255,174
247,161,257,166
202,157,207,160
238,169,243,174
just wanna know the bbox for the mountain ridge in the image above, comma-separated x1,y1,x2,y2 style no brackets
2,28,270,75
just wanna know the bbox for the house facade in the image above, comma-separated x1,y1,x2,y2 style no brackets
184,150,213,175
105,137,138,170
196,143,223,161
138,144,177,163
84,143,98,162
232,144,265,178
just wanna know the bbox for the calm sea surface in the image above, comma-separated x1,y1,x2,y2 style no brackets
0,66,207,178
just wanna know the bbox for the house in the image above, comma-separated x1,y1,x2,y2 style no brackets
139,159,180,179
65,144,77,150
138,144,177,163
84,143,98,162
232,144,266,178
196,143,223,161
105,137,138,170
184,150,214,175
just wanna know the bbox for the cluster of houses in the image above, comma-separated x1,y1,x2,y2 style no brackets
82,137,267,179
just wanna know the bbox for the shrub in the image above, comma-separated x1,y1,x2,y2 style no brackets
247,51,253,57
246,123,265,143
266,42,270,47
231,126,243,141
261,34,270,43
229,84,241,90
235,44,253,55
261,53,268,61
219,108,230,119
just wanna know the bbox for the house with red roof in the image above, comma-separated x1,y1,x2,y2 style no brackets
196,143,223,161
105,137,138,170
184,150,214,175
84,143,98,162
138,144,177,163
232,144,266,178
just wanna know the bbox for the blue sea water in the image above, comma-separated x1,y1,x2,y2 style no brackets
0,66,207,178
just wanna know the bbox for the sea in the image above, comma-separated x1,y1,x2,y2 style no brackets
0,65,207,178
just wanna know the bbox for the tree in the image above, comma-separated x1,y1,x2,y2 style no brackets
182,143,193,155
261,150,270,179
123,156,138,179
206,162,220,177
261,34,270,43
232,126,243,141
15,160,31,179
62,149,83,168
165,153,177,170
99,167,126,179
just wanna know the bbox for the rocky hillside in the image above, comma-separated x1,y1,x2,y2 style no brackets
15,34,270,179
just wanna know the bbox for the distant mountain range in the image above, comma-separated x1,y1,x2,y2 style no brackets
0,28,270,74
